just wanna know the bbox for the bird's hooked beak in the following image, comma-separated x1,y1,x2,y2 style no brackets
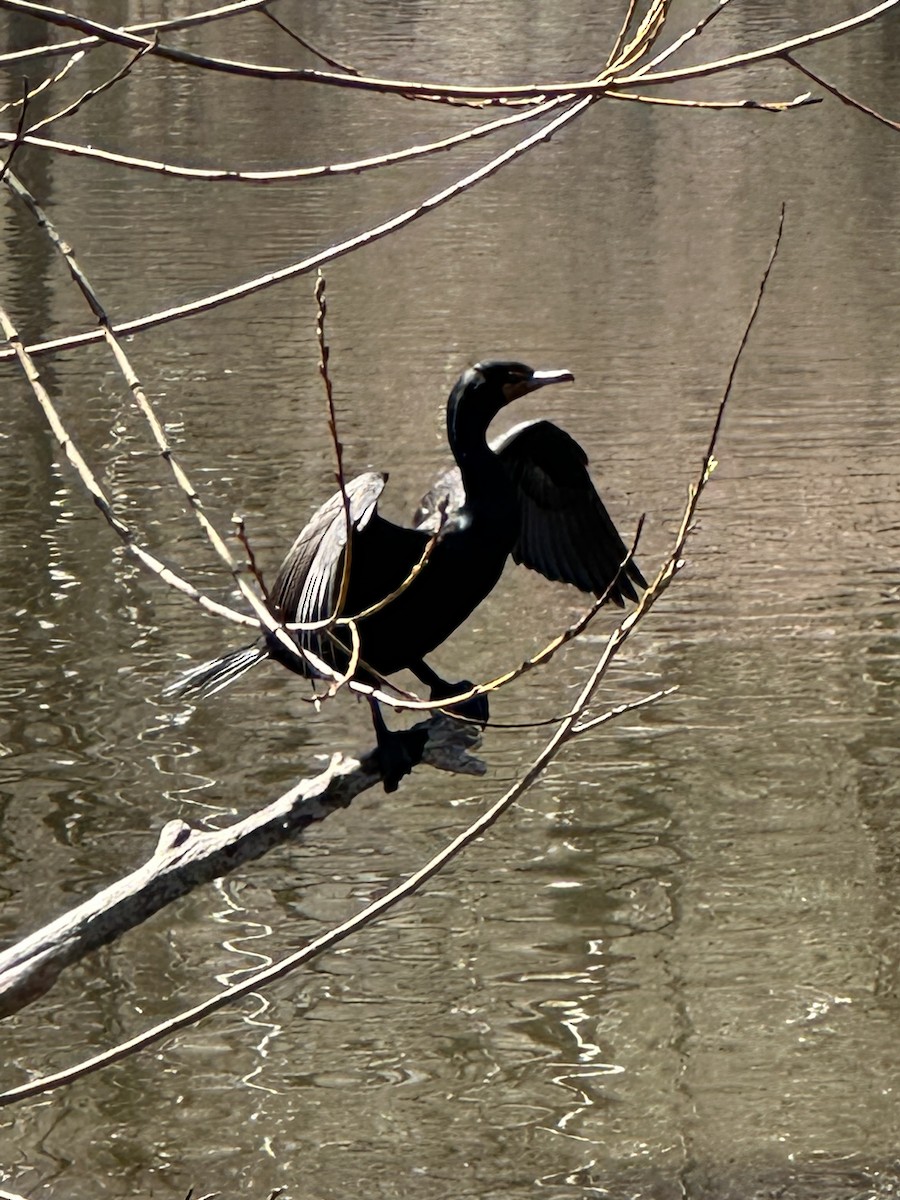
502,368,574,404
529,368,575,390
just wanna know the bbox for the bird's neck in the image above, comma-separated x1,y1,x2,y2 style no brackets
447,400,500,501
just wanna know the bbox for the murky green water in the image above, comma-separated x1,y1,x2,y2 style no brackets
2,2,900,1197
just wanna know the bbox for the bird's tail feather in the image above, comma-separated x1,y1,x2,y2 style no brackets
164,643,266,700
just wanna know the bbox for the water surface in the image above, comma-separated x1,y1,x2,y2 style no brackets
1,3,900,1197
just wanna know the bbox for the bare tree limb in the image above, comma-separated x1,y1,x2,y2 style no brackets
259,4,360,75
0,301,256,628
0,100,555,185
629,0,735,77
23,37,153,135
1,0,895,102
607,88,817,112
0,44,82,111
0,714,485,1025
620,1,900,89
0,0,272,64
1,170,344,687
0,95,590,363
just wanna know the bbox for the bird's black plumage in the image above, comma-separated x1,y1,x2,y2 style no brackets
169,361,644,789
414,418,644,605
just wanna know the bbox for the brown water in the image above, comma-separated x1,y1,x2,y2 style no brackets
2,2,900,1197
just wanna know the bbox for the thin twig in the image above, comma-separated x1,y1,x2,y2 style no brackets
618,1,900,89
607,88,817,112
0,46,83,112
0,303,255,628
0,95,557,184
0,95,590,364
629,0,735,78
2,170,343,685
340,501,448,624
260,5,360,75
233,516,268,599
0,79,30,186
25,38,154,135
315,273,353,624
784,52,900,132
0,0,271,63
605,0,642,70
612,0,671,73
323,617,361,700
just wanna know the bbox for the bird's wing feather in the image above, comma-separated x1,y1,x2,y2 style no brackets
413,422,644,605
270,471,387,625
413,467,466,533
496,420,644,604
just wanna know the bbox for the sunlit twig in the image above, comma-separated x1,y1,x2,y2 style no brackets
0,0,271,63
1,170,343,685
0,94,592,363
0,45,83,110
24,38,153,135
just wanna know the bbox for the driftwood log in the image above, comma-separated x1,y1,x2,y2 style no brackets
0,714,484,1019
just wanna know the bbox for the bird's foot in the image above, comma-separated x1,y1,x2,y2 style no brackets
377,726,429,793
430,679,489,727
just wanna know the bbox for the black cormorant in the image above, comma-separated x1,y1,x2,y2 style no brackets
169,361,645,789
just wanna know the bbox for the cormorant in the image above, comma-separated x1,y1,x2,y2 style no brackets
169,361,645,789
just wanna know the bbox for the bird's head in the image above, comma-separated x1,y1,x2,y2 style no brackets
453,360,575,423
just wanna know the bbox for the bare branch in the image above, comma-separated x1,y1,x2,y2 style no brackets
0,301,255,628
24,38,154,136
0,45,83,111
629,0,736,77
606,0,643,70
784,52,900,132
0,95,590,363
315,273,353,623
340,503,448,624
232,515,268,599
607,88,817,112
619,0,900,89
0,98,555,184
259,5,360,75
0,714,485,1026
0,0,272,64
611,0,670,73
0,78,29,186
1,171,344,686
2,0,896,103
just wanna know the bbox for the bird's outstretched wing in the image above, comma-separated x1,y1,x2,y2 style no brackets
414,421,644,605
496,421,645,604
271,471,387,629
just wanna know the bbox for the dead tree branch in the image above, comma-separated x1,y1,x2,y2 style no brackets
2,0,894,101
0,714,485,1024
0,0,272,64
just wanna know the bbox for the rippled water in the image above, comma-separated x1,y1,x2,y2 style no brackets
2,2,900,1197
